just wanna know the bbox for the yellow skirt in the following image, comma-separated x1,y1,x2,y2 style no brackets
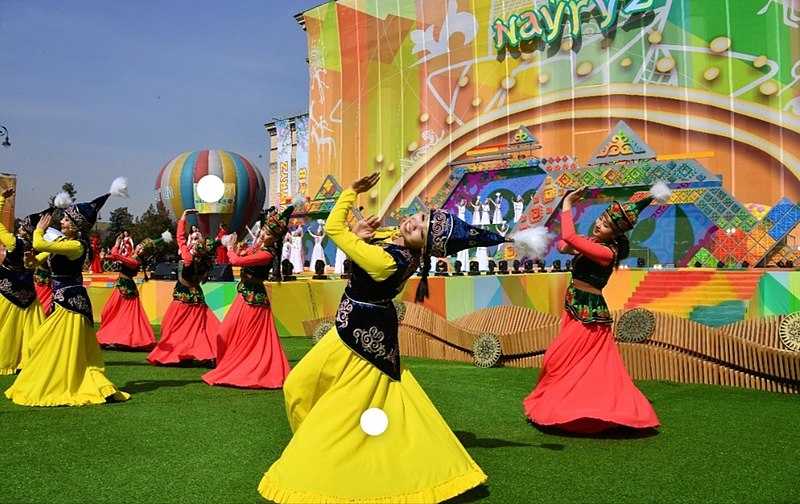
4,305,130,407
258,328,487,503
0,295,43,375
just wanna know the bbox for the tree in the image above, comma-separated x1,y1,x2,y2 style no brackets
103,207,135,249
131,200,176,266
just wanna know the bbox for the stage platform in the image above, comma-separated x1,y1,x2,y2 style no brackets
84,269,800,334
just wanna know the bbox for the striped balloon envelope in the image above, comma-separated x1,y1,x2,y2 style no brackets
154,150,266,235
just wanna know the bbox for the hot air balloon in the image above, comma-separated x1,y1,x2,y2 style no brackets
154,150,266,235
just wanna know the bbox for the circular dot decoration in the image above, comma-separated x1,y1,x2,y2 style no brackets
779,313,800,351
648,31,663,44
615,308,656,343
759,81,779,96
576,61,593,77
656,56,676,73
709,36,731,54
472,333,502,368
703,67,720,81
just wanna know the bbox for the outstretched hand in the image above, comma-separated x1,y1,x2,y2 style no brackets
562,186,587,211
352,173,380,194
37,213,52,231
353,215,381,240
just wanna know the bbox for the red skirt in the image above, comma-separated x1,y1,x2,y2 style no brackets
215,246,229,265
202,295,290,388
523,312,660,434
147,300,220,365
96,290,156,350
35,284,53,317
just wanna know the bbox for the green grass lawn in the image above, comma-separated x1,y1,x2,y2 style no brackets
1,334,797,504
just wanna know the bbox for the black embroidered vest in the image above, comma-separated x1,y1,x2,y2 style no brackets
0,237,36,308
334,244,419,380
238,258,271,306
49,240,93,322
114,260,140,298
565,247,616,325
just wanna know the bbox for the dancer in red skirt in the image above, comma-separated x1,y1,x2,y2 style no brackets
96,232,171,350
148,210,220,365
202,208,292,388
89,234,103,273
214,224,229,265
523,183,668,434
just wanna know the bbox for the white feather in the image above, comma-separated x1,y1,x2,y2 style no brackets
161,230,173,243
109,177,129,198
291,194,306,207
53,191,73,209
220,233,237,248
511,226,554,260
649,181,671,202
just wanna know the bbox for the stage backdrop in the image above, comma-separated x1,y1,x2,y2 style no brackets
86,270,800,337
302,0,800,218
0,173,15,230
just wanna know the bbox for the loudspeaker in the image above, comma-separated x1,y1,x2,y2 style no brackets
208,264,234,282
151,262,178,280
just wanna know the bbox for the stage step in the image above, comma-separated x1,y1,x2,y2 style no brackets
622,271,762,318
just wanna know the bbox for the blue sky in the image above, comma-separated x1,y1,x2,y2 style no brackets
0,0,324,217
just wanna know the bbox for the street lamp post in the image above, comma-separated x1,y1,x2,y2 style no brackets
0,126,10,148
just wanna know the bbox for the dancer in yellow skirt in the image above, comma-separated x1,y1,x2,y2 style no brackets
5,178,130,406
259,173,519,503
0,187,44,374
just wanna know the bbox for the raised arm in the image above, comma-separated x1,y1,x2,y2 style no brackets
560,211,614,266
227,248,273,267
326,178,396,282
32,229,83,260
176,216,193,265
108,245,140,269
556,239,578,255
